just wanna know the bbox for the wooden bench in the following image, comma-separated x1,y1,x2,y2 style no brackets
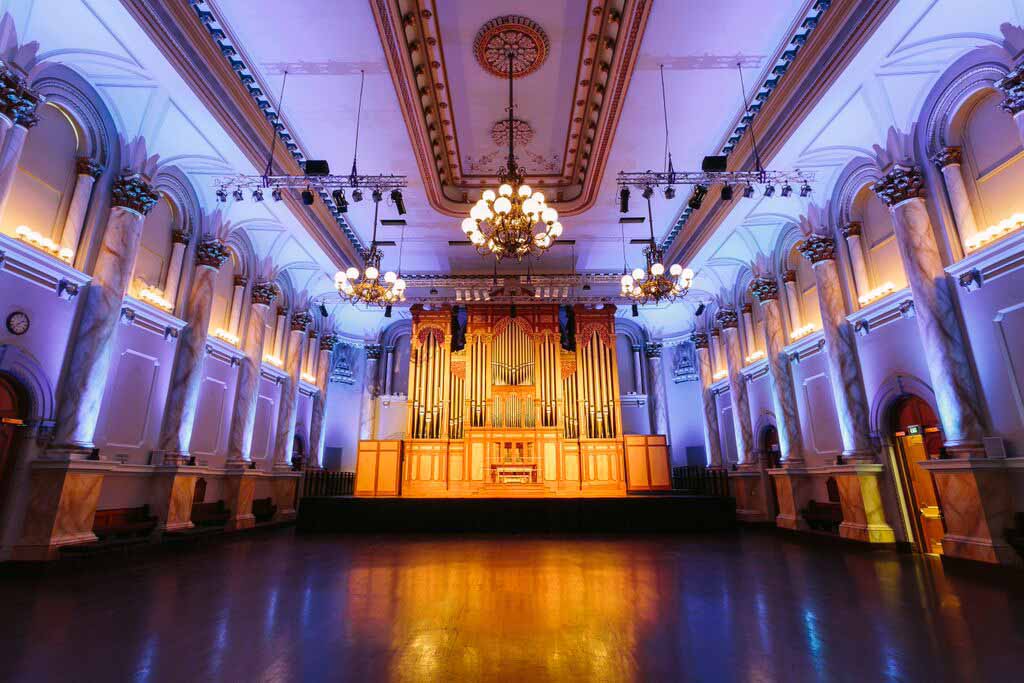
253,497,277,524
59,505,157,558
801,500,843,534
191,500,231,528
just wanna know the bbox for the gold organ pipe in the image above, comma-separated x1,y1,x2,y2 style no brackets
412,342,422,437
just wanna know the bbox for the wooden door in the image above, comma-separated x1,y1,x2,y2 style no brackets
895,433,945,554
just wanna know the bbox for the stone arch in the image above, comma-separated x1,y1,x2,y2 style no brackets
30,63,118,170
151,166,201,239
868,372,939,440
831,158,883,229
0,344,55,430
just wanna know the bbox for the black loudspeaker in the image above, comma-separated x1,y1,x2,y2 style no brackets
303,160,330,176
695,303,706,317
701,155,728,172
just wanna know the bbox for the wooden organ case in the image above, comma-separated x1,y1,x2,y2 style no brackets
356,304,670,497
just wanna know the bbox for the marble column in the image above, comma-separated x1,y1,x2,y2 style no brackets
304,332,318,376
383,345,395,395
272,309,287,358
931,147,980,245
645,342,669,440
50,172,161,452
307,335,337,469
228,275,247,336
154,239,231,462
741,303,756,356
272,311,311,468
717,309,753,464
0,112,12,154
59,158,104,255
996,64,1024,146
751,277,803,465
782,271,801,330
710,328,724,375
358,344,383,440
225,282,277,466
842,223,871,300
631,343,644,393
798,233,875,462
692,333,723,467
0,89,39,221
873,164,986,455
162,229,189,306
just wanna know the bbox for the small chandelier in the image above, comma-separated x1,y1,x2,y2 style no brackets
620,189,693,304
461,51,563,261
335,190,406,306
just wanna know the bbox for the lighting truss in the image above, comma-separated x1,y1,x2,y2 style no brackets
213,173,407,194
616,169,814,193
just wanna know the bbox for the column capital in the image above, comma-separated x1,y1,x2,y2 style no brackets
711,327,721,337
715,309,739,329
76,156,104,179
690,332,709,349
291,311,313,332
0,64,41,127
782,270,797,283
365,343,384,360
631,343,643,353
741,303,752,314
251,281,278,305
233,274,248,288
750,276,779,302
995,63,1024,115
841,222,862,239
930,146,962,169
320,334,339,351
871,163,926,207
195,238,230,268
171,228,190,245
644,342,663,359
798,234,836,264
111,173,160,215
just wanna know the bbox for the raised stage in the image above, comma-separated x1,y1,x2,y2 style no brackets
296,495,736,533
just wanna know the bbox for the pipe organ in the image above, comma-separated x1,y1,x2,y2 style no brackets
356,304,670,497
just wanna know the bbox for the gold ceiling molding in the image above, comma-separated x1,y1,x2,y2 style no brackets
664,0,901,267
371,0,651,217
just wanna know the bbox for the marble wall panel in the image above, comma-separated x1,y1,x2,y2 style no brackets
800,371,843,460
190,376,227,457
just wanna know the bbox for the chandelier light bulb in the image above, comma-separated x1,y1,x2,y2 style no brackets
499,183,513,197
518,184,532,198
632,267,646,281
531,191,545,204
651,262,665,276
342,282,354,294
494,196,512,214
471,230,485,245
482,189,496,202
334,271,346,283
541,207,558,224
394,277,406,291
621,274,634,288
522,198,538,215
669,263,683,277
549,221,563,237
681,267,695,281
462,217,477,234
346,267,360,280
384,271,397,283
365,266,379,280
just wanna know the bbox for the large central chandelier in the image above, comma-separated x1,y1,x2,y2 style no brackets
335,190,406,306
620,189,693,304
461,51,563,261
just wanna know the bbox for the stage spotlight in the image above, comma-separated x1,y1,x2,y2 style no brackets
764,185,776,197
695,302,706,316
232,188,244,202
384,304,393,318
619,187,630,213
742,185,755,198
664,185,676,200
721,184,734,201
252,188,264,202
301,189,315,205
216,188,228,203
641,185,654,200
352,188,364,203
781,184,793,198
318,303,329,317
333,189,348,213
688,184,708,211
391,189,406,215
631,303,639,317
429,288,438,295
800,182,812,198
271,187,284,202
582,283,591,291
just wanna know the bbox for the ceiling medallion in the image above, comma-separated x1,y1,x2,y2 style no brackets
474,16,549,78
491,118,534,147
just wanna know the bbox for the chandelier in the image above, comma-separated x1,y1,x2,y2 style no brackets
461,51,563,261
335,190,406,306
620,190,693,304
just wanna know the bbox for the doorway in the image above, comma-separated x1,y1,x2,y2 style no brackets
760,424,781,469
0,374,27,506
890,395,945,555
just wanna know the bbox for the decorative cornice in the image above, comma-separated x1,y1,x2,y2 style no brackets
715,309,739,329
798,234,836,264
251,281,277,305
290,310,313,331
195,238,230,268
841,222,862,239
111,173,160,215
690,332,709,349
369,0,651,216
872,163,925,207
75,156,104,179
930,146,962,169
995,63,1024,115
644,341,662,359
750,276,779,302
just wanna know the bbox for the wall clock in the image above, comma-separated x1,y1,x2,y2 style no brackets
6,311,29,335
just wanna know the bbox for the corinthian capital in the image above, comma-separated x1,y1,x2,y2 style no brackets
195,239,230,268
320,334,339,351
750,276,779,302
690,332,709,349
996,63,1024,115
251,282,278,306
930,146,962,169
111,173,160,215
871,164,926,207
76,157,104,179
291,311,313,332
798,234,836,264
715,309,739,329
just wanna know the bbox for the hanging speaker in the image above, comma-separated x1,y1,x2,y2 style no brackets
701,155,728,172
303,160,330,176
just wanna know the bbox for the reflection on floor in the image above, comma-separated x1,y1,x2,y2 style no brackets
1,529,1022,682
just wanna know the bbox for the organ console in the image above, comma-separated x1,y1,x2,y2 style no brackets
355,303,671,497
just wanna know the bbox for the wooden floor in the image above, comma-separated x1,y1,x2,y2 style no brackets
1,529,1022,682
